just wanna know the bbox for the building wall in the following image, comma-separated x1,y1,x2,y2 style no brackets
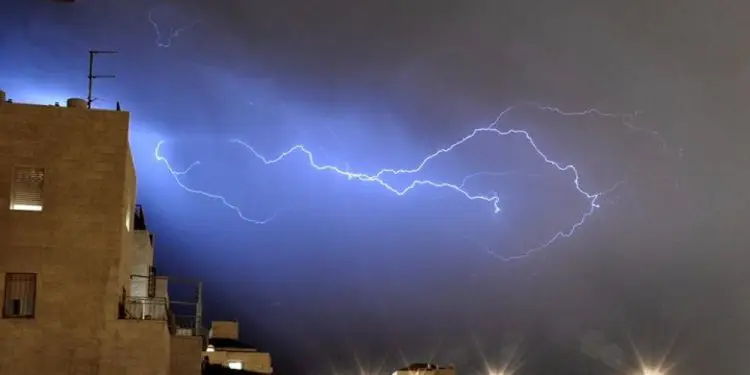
99,320,172,375
204,350,273,374
0,319,106,374
119,147,137,298
0,100,135,375
0,98,191,375
131,230,155,279
211,321,239,339
130,230,160,298
170,336,204,375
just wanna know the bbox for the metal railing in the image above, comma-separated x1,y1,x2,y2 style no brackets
117,294,206,340
130,273,159,298
172,314,202,336
119,296,169,321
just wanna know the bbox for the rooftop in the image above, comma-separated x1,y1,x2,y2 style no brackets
208,337,256,351
0,89,124,112
397,363,453,371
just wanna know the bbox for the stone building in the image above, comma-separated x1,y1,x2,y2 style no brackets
0,90,203,375
203,320,273,373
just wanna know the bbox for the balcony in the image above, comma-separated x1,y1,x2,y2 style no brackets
118,295,206,341
173,314,203,337
119,296,169,321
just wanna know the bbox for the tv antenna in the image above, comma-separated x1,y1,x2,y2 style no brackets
87,50,118,109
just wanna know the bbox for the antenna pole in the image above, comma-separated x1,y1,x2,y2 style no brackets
87,50,118,109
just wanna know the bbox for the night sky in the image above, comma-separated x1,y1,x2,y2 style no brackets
2,1,750,374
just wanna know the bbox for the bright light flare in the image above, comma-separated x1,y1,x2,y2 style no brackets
639,369,666,375
483,365,518,375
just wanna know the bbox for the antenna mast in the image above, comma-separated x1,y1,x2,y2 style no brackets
87,50,118,109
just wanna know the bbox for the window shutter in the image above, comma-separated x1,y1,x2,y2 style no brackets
11,167,45,211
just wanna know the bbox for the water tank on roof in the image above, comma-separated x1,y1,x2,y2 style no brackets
66,98,87,108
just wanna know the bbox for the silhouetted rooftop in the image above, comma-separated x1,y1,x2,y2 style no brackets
203,363,264,375
208,337,256,350
397,363,452,371
134,204,147,230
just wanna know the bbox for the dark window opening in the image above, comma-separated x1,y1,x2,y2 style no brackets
3,273,37,318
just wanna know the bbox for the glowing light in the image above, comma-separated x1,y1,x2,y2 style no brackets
156,104,662,260
10,204,43,212
227,360,243,370
639,369,665,375
484,364,516,375
125,206,131,231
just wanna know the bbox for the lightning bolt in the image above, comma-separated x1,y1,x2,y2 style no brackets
154,145,277,224
155,104,659,260
147,8,199,48
531,104,671,153
229,139,505,212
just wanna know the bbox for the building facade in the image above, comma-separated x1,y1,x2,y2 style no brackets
203,321,273,373
0,91,203,375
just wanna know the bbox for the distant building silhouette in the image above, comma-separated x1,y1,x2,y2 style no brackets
203,320,273,373
392,363,456,375
203,363,267,375
0,90,204,375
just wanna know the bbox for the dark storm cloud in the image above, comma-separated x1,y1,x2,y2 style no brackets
2,1,750,374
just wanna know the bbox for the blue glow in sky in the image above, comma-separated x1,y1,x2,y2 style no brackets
3,1,750,374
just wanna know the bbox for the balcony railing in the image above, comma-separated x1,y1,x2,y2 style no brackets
173,314,202,336
119,296,169,321
117,295,205,339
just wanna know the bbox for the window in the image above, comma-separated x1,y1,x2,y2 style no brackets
3,273,37,318
10,167,45,211
227,361,243,370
